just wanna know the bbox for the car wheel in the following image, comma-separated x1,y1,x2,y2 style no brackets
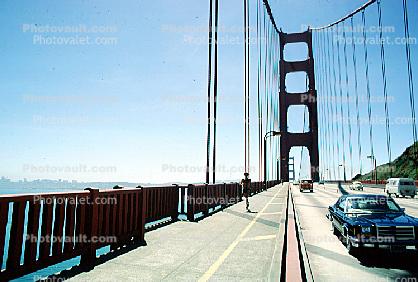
395,194,399,198
411,195,415,199
300,189,302,192
346,236,360,256
310,190,313,193
332,223,340,236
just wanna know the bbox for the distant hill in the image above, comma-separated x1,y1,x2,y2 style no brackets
353,142,418,181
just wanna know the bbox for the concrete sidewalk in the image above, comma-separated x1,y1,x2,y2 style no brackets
66,184,287,281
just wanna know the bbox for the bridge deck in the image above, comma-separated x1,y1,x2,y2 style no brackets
68,185,287,281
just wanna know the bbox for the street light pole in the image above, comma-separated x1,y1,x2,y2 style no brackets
277,159,280,182
264,131,281,187
339,164,346,183
367,155,377,184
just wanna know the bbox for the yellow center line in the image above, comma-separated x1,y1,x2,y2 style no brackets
240,234,277,242
198,187,282,282
261,211,282,215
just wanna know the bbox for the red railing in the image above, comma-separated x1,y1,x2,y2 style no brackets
250,181,264,195
0,180,281,280
143,186,179,225
361,180,386,185
0,188,146,281
225,182,241,202
96,188,146,251
360,180,418,187
266,180,280,189
185,181,280,221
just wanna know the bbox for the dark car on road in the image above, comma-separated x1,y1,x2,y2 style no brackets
328,194,418,255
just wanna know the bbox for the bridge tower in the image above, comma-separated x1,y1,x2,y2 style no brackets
279,30,319,182
288,157,295,181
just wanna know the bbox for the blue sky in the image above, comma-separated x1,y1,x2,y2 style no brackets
0,0,416,184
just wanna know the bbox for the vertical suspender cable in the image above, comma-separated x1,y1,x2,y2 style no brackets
331,27,341,180
342,22,354,180
205,0,214,184
268,27,273,179
351,17,363,176
322,32,327,180
212,0,219,183
299,104,307,179
244,0,248,174
326,30,337,180
265,24,271,179
321,31,329,180
246,0,251,174
336,23,347,181
264,14,269,180
402,0,418,178
262,7,267,180
317,32,325,179
377,0,392,177
276,33,281,180
300,75,309,179
324,31,332,179
257,0,262,181
361,10,375,177
314,33,320,175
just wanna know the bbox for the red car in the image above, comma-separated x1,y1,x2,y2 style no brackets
299,179,313,193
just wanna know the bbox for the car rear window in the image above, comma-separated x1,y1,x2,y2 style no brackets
400,181,414,185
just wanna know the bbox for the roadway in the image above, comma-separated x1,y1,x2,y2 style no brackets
292,183,418,282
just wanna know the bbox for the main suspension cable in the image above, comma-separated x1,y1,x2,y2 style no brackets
311,0,376,31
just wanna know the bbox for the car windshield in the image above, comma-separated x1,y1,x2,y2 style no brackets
346,197,402,213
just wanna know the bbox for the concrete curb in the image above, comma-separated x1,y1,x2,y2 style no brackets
290,188,314,282
268,184,288,281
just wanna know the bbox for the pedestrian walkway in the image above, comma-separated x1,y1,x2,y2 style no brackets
66,184,287,281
